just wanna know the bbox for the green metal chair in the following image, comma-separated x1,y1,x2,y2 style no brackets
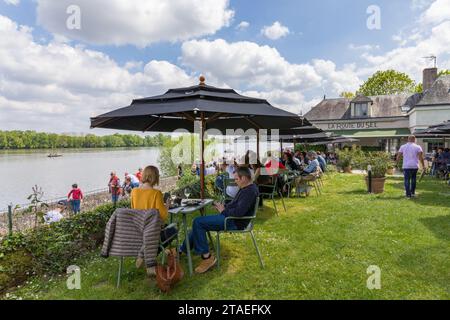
215,197,264,269
258,174,286,215
282,171,300,198
116,223,179,288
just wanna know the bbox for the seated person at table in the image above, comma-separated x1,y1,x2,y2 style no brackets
283,152,299,171
264,152,286,175
316,151,327,173
301,152,320,175
130,165,174,276
180,166,259,274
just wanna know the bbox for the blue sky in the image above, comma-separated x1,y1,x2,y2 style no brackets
0,0,421,66
0,0,449,133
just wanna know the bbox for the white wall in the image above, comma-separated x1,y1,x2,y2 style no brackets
409,105,450,131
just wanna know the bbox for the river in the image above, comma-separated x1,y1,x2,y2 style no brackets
0,148,161,211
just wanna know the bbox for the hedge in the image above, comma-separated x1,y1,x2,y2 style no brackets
0,200,130,293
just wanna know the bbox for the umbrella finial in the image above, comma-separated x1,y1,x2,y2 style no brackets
199,75,206,86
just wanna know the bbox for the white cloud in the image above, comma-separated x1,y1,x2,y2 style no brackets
236,21,250,30
0,15,195,132
3,0,450,133
261,21,290,40
360,20,450,81
181,39,361,113
124,61,143,71
241,89,321,114
411,0,434,10
36,0,234,47
420,0,450,25
3,0,19,5
348,43,380,51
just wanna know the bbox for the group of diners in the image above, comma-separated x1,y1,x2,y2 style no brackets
215,149,327,204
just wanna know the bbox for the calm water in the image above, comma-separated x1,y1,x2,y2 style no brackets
0,148,161,211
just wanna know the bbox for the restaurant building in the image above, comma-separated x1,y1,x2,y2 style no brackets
305,68,450,153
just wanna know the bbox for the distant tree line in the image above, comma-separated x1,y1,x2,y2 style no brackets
0,131,172,150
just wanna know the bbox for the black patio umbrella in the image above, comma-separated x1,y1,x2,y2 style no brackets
278,132,358,145
91,77,310,198
309,136,359,145
416,121,450,135
415,121,450,150
234,127,326,152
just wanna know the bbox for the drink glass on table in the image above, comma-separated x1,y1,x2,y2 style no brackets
184,188,191,200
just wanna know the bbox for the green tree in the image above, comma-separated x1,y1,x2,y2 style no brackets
438,69,450,77
340,91,355,99
414,83,423,93
0,132,8,149
359,70,416,96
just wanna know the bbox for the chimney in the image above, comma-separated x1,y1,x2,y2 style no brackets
423,68,438,92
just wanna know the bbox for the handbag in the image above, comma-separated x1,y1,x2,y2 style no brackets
156,249,184,292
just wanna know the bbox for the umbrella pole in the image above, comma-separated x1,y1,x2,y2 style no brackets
200,113,205,200
257,129,260,163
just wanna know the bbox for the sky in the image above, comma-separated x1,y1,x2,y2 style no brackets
0,0,449,134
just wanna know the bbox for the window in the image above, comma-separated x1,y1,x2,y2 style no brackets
353,103,369,117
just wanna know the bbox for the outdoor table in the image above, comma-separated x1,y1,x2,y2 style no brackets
169,199,214,276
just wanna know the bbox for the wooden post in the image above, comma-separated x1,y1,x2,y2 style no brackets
200,113,205,200
7,204,13,236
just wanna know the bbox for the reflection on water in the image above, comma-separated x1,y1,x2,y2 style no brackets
0,148,161,210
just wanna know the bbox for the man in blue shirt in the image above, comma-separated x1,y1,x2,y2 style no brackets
316,151,327,172
302,152,320,175
180,166,259,274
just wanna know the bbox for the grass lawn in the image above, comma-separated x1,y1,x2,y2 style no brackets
4,173,450,300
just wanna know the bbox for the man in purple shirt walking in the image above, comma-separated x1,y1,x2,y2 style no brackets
397,136,425,198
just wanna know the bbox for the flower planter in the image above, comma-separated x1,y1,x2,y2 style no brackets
365,176,386,194
386,168,395,175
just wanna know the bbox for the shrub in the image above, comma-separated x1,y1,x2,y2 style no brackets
357,151,393,178
0,200,130,293
176,170,217,199
336,145,363,169
0,249,33,291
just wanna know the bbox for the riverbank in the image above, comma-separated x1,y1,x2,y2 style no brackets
0,147,163,210
0,176,178,237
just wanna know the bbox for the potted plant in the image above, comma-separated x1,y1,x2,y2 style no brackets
337,146,363,173
386,164,395,175
337,148,353,173
360,152,391,193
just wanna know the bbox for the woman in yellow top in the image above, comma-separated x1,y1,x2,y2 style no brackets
131,166,171,277
131,165,169,221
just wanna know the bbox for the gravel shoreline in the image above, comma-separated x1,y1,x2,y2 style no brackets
0,176,178,237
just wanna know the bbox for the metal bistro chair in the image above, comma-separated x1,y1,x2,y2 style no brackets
282,171,299,198
294,173,320,197
215,197,264,269
258,174,286,215
116,223,179,288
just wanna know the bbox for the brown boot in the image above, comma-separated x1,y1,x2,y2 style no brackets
195,254,217,274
